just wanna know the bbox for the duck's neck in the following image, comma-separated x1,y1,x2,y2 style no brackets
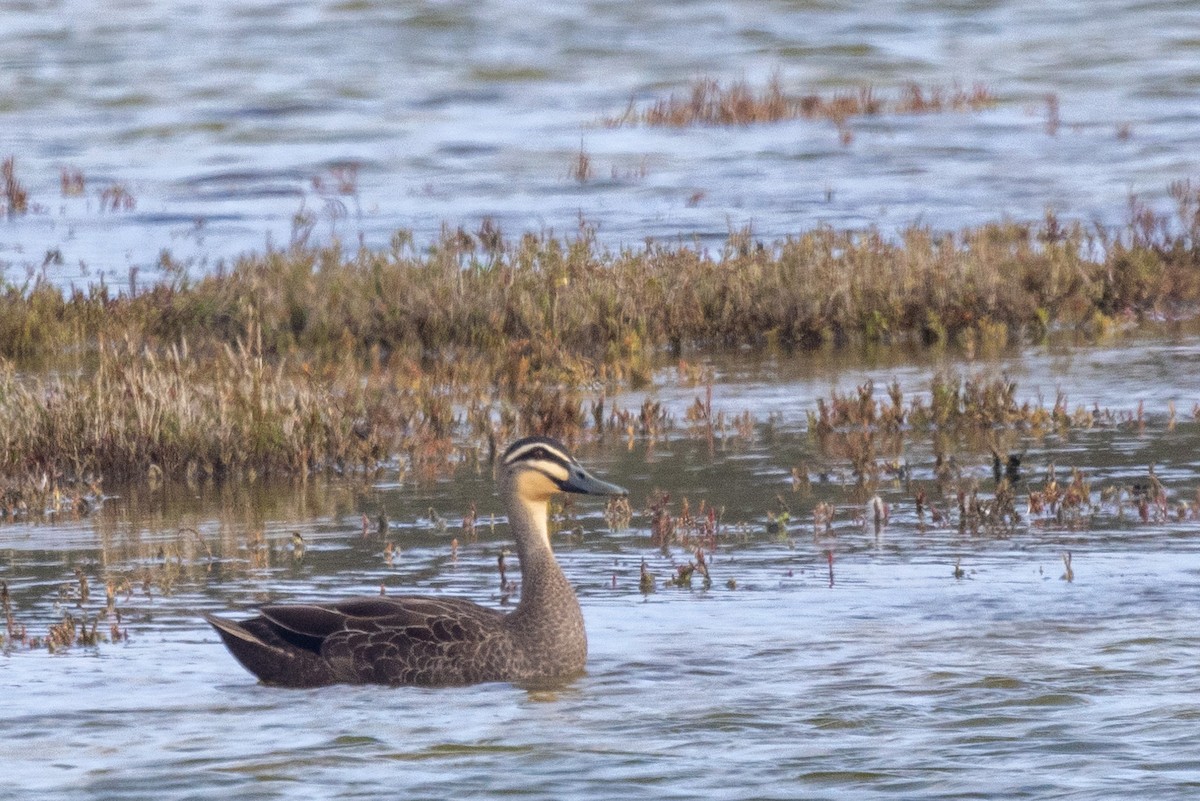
505,493,586,661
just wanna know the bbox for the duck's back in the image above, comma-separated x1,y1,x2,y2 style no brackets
207,596,525,687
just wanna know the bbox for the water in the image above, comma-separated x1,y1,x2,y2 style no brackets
5,337,1200,798
4,1,1200,795
1,0,1199,289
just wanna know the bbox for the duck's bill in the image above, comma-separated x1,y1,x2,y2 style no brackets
561,466,628,496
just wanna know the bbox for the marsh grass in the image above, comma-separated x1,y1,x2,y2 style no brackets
792,370,1200,543
97,183,136,213
604,75,995,128
2,157,29,216
570,145,594,183
5,203,1200,371
0,331,409,484
60,167,85,197
1,193,1199,490
2,571,127,652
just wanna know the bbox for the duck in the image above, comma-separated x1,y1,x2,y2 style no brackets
204,436,626,687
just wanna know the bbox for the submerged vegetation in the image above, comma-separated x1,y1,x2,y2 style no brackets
0,181,1199,492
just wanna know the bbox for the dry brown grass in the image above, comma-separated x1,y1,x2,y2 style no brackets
0,190,1199,488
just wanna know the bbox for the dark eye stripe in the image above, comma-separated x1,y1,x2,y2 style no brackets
503,438,572,467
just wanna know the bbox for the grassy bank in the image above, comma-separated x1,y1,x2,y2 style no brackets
6,196,1200,367
2,191,1200,493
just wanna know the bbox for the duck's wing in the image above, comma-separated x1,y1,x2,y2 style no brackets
207,595,513,687
311,596,513,686
261,595,503,642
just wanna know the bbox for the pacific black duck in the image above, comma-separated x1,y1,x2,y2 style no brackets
204,436,626,687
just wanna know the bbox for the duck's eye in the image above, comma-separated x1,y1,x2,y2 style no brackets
531,447,547,460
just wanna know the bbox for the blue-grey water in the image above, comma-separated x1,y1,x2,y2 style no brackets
6,337,1200,799
1,0,1198,290
4,1,1200,798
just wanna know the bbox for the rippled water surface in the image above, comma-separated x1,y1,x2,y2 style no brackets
1,0,1199,288
5,2,1200,797
6,338,1200,798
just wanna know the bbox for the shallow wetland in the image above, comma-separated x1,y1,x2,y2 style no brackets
3,0,1200,799
6,339,1200,798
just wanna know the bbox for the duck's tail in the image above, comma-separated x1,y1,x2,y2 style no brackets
203,612,333,688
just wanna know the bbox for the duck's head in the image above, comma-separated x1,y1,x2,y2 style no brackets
500,436,627,504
